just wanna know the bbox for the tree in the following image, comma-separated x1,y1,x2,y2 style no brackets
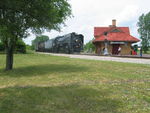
32,35,49,50
84,40,95,53
137,12,150,53
0,0,71,70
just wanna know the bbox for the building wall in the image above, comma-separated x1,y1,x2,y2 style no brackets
120,43,132,55
95,42,132,55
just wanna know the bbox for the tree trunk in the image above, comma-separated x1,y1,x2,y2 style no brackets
5,46,14,71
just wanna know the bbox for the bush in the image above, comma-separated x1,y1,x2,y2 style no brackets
0,39,26,53
0,41,5,51
26,44,32,50
15,40,26,53
84,40,95,53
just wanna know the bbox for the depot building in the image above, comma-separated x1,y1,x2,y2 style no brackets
93,20,140,55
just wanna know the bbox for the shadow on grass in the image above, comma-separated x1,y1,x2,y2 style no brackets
0,64,88,77
0,84,123,113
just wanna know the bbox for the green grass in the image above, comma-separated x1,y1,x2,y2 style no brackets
0,52,150,113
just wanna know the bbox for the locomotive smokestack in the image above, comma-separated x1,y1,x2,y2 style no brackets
112,19,116,27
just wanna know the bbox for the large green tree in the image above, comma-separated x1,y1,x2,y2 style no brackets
0,0,71,70
137,12,150,53
32,35,49,50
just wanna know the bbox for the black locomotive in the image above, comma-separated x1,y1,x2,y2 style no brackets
36,32,84,54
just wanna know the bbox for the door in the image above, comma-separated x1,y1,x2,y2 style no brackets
112,44,120,55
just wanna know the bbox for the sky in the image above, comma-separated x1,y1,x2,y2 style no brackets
24,0,150,45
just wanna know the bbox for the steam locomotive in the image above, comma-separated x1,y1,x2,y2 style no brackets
35,32,84,54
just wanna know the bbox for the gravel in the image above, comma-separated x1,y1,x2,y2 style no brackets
39,52,150,65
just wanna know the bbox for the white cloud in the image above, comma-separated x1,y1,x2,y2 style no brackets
24,0,150,45
115,5,139,24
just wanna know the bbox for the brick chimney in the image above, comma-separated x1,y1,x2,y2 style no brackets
112,19,116,27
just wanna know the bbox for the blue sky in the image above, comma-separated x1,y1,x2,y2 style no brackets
24,0,150,45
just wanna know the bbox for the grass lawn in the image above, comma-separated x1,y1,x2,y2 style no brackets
0,52,150,113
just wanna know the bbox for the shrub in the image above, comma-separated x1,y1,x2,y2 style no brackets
84,40,95,53
0,41,5,51
15,40,26,53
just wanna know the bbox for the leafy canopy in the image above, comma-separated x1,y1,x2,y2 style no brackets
0,0,71,43
137,12,150,53
32,35,49,43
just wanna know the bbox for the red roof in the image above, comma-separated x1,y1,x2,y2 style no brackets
93,32,140,42
94,27,130,37
93,27,140,43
